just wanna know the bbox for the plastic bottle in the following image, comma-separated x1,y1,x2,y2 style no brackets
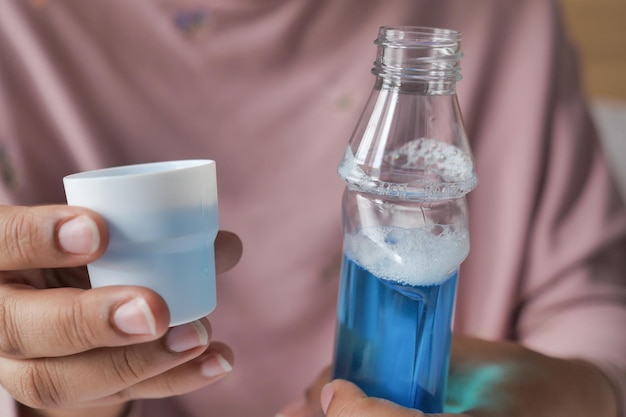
330,26,477,413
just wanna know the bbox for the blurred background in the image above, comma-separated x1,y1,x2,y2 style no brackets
562,0,626,99
561,0,626,201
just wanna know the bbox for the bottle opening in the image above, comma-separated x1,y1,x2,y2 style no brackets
373,26,463,87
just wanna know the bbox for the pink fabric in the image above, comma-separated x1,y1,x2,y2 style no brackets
0,0,624,416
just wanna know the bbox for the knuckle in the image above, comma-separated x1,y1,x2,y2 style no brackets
59,297,99,351
107,347,147,386
16,360,67,409
0,296,26,357
2,210,37,266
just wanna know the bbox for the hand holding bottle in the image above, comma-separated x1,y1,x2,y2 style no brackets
0,205,242,417
278,336,618,417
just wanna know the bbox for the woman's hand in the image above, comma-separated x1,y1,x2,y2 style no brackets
278,336,618,417
0,205,242,417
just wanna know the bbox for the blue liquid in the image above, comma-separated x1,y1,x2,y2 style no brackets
331,255,458,413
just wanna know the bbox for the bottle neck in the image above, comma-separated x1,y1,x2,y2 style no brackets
339,26,476,201
372,26,463,95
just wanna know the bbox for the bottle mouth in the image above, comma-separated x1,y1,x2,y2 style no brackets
376,26,462,46
373,26,463,84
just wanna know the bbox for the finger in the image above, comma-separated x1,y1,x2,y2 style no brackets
321,380,424,417
104,341,234,404
0,284,170,359
215,230,242,274
0,205,107,270
0,319,213,409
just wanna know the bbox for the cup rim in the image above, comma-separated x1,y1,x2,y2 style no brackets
63,159,214,181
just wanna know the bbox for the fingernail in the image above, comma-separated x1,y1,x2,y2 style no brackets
58,215,100,255
275,396,306,417
320,383,334,414
201,353,233,378
166,320,209,353
113,297,157,336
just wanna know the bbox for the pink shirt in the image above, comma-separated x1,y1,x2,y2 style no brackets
0,0,624,416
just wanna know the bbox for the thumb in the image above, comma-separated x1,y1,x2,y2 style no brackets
321,380,425,417
0,205,107,270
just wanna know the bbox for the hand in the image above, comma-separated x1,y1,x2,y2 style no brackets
278,336,618,417
0,205,243,417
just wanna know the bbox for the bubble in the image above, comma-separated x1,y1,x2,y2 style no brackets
384,137,474,183
384,229,406,245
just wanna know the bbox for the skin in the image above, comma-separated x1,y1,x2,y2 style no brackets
0,205,243,417
277,337,619,417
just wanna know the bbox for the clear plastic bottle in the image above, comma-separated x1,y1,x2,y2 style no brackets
330,26,477,413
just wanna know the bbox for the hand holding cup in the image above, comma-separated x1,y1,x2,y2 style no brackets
0,160,242,417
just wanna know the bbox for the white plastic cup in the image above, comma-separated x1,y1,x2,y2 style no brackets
63,160,219,326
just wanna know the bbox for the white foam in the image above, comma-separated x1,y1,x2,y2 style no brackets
344,225,469,286
385,138,475,184
338,138,477,200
